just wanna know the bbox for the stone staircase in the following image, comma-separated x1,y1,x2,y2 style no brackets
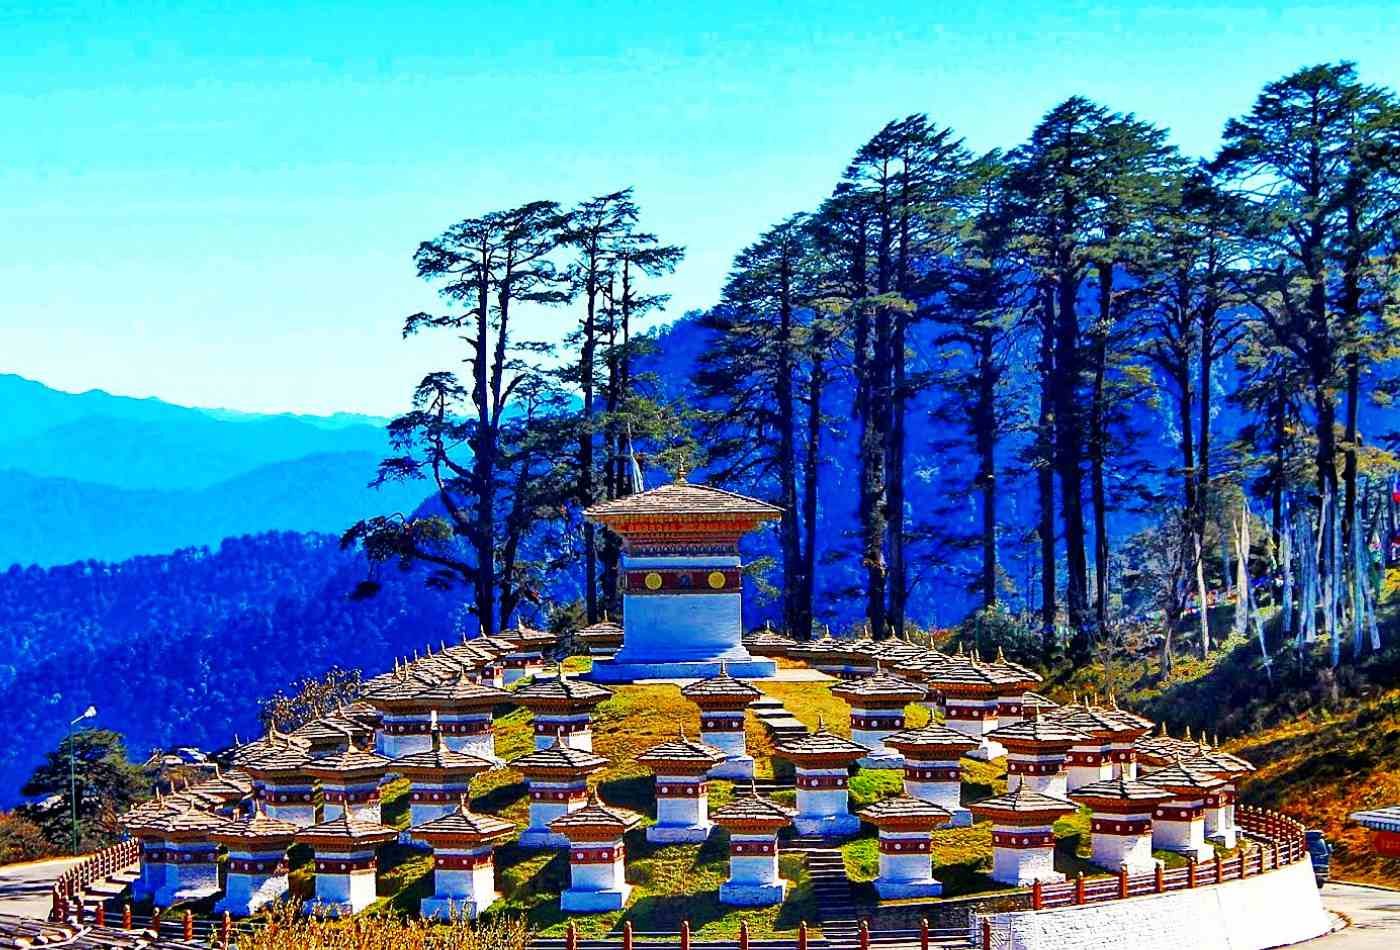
789,838,858,948
752,695,810,741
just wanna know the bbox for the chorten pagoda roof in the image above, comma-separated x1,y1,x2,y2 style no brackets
547,791,641,838
774,722,867,765
294,812,397,849
743,623,797,655
472,635,521,655
150,801,224,838
188,767,253,802
1020,691,1060,713
584,478,782,522
1046,705,1128,738
830,668,927,703
513,669,612,708
411,798,515,843
240,741,311,776
983,647,1043,686
576,618,625,643
391,731,494,778
210,803,300,846
636,726,726,770
1068,775,1175,804
303,747,391,778
967,788,1078,821
883,722,981,753
121,793,186,835
363,669,439,705
891,650,952,678
504,621,558,649
418,674,511,708
986,716,1090,746
1139,758,1227,793
858,794,952,829
710,783,795,830
509,739,609,776
291,717,358,746
228,729,310,767
680,665,762,702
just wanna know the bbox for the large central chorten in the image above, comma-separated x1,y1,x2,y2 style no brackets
583,473,780,683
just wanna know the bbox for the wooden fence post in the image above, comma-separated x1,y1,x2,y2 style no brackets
739,920,749,950
859,919,870,950
152,907,162,933
798,920,808,950
1213,853,1223,884
981,919,991,950
1118,864,1129,899
920,917,929,950
1031,878,1043,910
624,920,634,950
184,909,194,940
1187,857,1197,888
1154,863,1164,893
681,919,691,950
222,911,232,949
1074,872,1086,905
123,903,132,930
95,903,105,928
565,921,577,950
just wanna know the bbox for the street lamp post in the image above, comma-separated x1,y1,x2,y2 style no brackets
68,706,97,855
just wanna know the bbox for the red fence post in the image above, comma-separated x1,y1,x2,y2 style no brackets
1118,865,1129,899
920,917,929,950
798,920,808,950
95,903,105,928
1187,858,1197,889
859,919,870,950
624,920,634,950
1074,872,1086,905
981,919,991,950
565,922,577,950
1154,863,1164,893
681,919,691,950
738,921,749,950
1031,878,1043,910
184,909,193,940
123,902,132,929
222,911,232,949
1213,853,1223,884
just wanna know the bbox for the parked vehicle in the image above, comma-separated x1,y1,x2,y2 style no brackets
1305,829,1331,888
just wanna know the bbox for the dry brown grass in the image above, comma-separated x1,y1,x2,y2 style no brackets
235,902,531,950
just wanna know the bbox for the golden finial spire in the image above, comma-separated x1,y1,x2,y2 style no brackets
676,464,688,484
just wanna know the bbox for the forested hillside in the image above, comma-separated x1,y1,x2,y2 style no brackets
0,532,463,805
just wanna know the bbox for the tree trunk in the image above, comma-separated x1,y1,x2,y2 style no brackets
776,256,802,638
1037,287,1058,654
1055,270,1091,657
888,311,908,635
800,341,825,640
1090,264,1111,630
472,265,497,636
976,325,998,609
581,263,599,623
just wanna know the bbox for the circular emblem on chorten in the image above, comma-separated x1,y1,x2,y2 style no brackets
707,571,727,590
644,572,664,591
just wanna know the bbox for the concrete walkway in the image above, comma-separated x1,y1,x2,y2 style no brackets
1311,881,1400,948
0,856,81,920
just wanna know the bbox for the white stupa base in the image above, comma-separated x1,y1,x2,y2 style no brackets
709,755,756,781
874,877,943,899
1166,842,1217,862
421,894,498,920
214,874,288,917
154,883,219,907
719,880,788,906
560,884,631,912
793,812,860,837
1207,827,1239,849
517,830,571,849
966,739,1007,761
586,658,776,683
647,822,713,844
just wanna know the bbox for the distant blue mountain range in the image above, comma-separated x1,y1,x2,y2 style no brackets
0,374,422,567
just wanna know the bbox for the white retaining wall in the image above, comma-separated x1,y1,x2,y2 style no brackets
980,857,1329,950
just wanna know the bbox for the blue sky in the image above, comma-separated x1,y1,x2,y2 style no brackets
3,1,1397,416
